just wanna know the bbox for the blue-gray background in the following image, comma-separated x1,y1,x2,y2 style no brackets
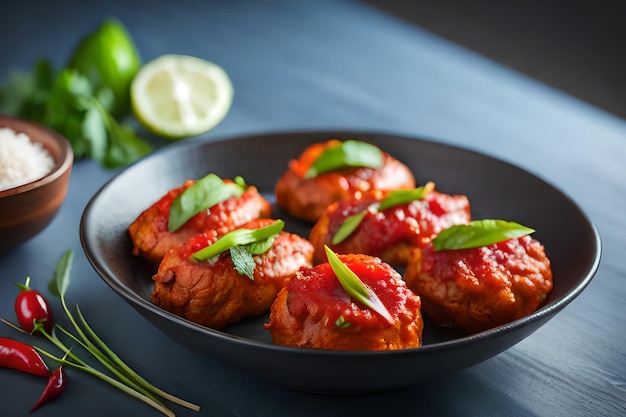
1,1,625,416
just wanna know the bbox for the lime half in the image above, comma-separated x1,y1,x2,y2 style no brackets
131,54,234,139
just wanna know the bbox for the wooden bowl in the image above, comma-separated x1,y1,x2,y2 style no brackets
0,115,73,253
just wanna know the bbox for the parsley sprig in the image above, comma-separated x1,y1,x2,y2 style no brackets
0,60,151,168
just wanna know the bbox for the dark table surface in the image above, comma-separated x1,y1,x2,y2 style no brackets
1,1,625,416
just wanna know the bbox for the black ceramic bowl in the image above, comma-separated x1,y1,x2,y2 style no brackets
80,131,600,394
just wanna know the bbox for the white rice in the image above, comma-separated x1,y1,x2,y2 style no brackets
0,127,55,191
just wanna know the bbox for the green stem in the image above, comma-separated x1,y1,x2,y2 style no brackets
14,276,31,291
46,248,199,413
58,289,142,390
35,348,175,417
60,293,89,349
76,306,200,411
53,324,159,403
38,327,87,367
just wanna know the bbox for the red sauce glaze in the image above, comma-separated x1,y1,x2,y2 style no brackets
326,190,470,254
405,235,553,333
178,230,219,259
285,255,420,329
154,218,314,330
154,181,191,220
419,235,552,292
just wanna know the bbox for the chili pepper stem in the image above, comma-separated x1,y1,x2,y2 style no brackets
14,276,31,292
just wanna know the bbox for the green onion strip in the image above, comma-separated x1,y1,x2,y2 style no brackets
324,245,394,325
190,220,285,262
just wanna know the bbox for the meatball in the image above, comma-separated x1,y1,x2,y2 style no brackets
275,140,415,222
265,254,423,351
152,219,313,330
309,188,471,265
129,179,271,265
404,235,553,333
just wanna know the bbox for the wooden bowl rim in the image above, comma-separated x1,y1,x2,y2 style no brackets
0,115,74,198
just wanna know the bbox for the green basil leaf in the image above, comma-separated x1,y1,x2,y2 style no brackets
191,220,285,262
324,246,394,325
49,249,74,299
229,245,257,279
168,173,246,232
331,209,369,245
432,219,535,251
304,140,383,178
377,182,434,211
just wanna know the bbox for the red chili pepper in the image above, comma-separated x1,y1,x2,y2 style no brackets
0,337,50,377
30,366,67,412
14,277,54,334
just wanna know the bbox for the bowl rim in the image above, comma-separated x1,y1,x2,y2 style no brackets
0,114,74,197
